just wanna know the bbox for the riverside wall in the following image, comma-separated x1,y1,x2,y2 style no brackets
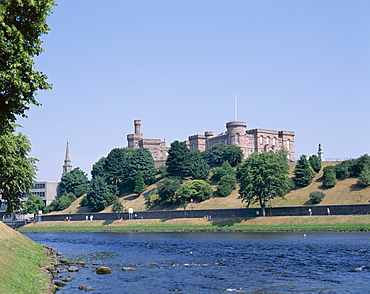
40,204,370,222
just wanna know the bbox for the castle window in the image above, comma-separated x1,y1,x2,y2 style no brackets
266,136,270,145
273,137,276,146
154,148,157,153
235,133,240,144
259,136,263,145
287,139,290,150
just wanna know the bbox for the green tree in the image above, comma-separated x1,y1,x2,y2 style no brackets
217,175,236,197
133,171,146,194
86,176,116,211
60,167,89,196
212,161,235,183
348,154,370,177
148,189,161,208
0,0,56,134
224,145,244,167
238,152,292,213
293,155,314,187
111,199,123,213
309,155,322,173
21,194,45,215
166,140,191,178
125,148,157,189
56,193,73,211
0,130,37,212
157,178,181,204
205,143,243,167
91,157,107,179
104,148,133,184
188,150,210,180
357,165,370,187
322,166,337,188
309,191,325,204
175,180,213,203
335,160,351,180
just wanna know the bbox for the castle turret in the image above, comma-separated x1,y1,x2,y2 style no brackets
62,142,72,177
226,121,247,145
127,119,143,149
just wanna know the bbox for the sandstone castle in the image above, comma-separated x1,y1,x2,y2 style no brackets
127,119,295,167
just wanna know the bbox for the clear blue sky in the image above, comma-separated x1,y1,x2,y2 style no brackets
17,0,370,181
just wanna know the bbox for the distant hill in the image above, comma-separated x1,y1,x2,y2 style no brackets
53,161,370,215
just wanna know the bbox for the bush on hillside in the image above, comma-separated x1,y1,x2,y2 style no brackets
322,166,337,188
357,165,370,187
211,161,235,183
335,161,351,180
293,155,315,187
217,175,236,197
309,155,322,173
309,191,325,204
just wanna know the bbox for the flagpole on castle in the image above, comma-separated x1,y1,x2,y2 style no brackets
234,94,238,121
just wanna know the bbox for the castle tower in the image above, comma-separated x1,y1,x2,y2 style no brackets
62,142,72,177
127,119,143,149
226,121,247,145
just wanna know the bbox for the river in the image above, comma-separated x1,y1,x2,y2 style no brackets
24,232,370,293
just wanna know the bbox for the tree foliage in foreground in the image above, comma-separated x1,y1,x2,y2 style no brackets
0,130,37,212
0,0,56,134
238,152,292,210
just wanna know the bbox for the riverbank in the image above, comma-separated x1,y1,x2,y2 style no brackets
19,215,370,232
0,221,55,294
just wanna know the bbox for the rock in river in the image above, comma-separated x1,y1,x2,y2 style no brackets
96,266,112,274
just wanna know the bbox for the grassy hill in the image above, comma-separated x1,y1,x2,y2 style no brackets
0,221,52,293
53,162,370,215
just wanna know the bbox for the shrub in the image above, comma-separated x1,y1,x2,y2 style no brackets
335,161,351,180
217,175,236,197
293,155,315,187
309,155,322,173
148,189,160,207
211,161,235,183
357,165,370,187
322,166,337,188
175,180,213,203
309,191,325,204
157,178,181,204
80,196,88,207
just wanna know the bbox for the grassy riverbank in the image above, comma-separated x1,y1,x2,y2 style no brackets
0,221,52,294
19,215,370,233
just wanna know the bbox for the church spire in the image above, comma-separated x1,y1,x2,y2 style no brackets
62,142,72,177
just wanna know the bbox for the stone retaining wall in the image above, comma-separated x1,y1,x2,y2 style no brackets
40,204,370,222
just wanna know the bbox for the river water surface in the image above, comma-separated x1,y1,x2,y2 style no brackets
24,232,370,293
